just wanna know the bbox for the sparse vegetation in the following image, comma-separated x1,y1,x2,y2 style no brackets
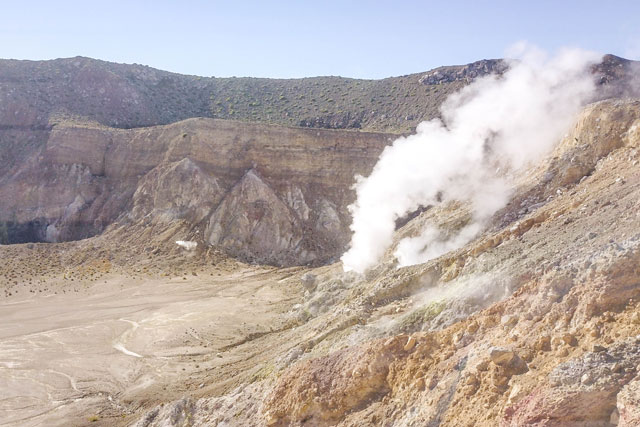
396,301,446,333
0,57,467,134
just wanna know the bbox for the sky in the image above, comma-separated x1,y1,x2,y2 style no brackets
1,0,639,79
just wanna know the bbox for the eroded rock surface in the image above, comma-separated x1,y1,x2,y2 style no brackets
505,337,640,426
0,118,393,265
205,169,306,265
131,158,224,224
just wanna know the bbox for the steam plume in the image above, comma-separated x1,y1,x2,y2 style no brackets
342,45,601,273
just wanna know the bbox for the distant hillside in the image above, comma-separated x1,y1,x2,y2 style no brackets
1,55,637,134
0,56,509,133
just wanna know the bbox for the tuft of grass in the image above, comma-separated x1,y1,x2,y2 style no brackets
396,301,446,333
250,362,276,383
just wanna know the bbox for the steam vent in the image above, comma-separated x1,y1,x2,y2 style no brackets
2,19,640,426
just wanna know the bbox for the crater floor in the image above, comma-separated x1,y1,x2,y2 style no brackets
0,259,300,427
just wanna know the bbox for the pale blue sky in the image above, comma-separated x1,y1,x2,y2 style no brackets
1,0,639,78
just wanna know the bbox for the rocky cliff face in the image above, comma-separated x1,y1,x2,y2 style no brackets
0,118,393,265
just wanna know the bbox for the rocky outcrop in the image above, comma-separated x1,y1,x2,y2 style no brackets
265,337,407,425
417,54,640,98
543,99,640,188
418,59,508,85
593,54,640,98
130,158,224,224
617,378,640,425
205,169,306,265
504,337,640,426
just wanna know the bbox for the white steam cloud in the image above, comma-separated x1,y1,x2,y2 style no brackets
342,45,601,273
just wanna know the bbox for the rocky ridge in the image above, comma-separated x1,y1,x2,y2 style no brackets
0,56,468,133
1,54,635,136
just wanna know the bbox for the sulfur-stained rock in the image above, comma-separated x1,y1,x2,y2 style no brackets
617,378,640,426
263,338,405,425
403,336,417,351
507,383,527,405
489,347,517,366
427,375,439,390
505,337,640,426
466,320,480,334
535,335,552,352
489,347,529,378
562,333,578,347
